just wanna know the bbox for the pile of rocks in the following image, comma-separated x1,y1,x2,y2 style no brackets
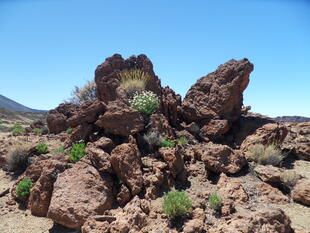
5,54,310,232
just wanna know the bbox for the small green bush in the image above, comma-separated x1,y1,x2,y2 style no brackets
161,138,175,148
53,145,65,154
120,69,150,97
208,193,222,211
6,145,29,173
162,191,192,218
66,127,73,134
68,142,86,162
12,128,26,136
36,143,48,154
16,177,32,198
177,136,188,145
129,91,159,115
247,144,284,166
32,128,43,134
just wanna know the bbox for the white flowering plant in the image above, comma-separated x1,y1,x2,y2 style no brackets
129,91,159,115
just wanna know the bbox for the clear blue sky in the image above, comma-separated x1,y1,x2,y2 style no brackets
0,0,309,117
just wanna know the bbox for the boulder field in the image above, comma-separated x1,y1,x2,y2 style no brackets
3,54,310,233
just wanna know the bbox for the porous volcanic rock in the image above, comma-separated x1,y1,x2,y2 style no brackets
47,103,79,133
47,162,113,229
147,113,176,139
66,100,106,128
180,58,254,124
217,173,248,204
199,119,230,140
158,147,185,179
282,122,310,161
254,164,283,184
110,143,143,195
241,123,288,151
183,208,205,233
160,86,181,127
94,54,162,103
209,207,293,233
258,183,289,205
291,179,310,206
195,142,247,174
96,100,145,137
69,123,94,143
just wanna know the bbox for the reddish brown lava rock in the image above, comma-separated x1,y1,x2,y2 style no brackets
209,207,294,233
69,123,94,143
147,113,176,139
94,54,162,103
258,183,289,205
195,142,247,174
254,164,283,184
241,123,288,151
96,100,145,137
282,122,310,161
180,59,254,125
158,147,185,179
47,162,113,229
110,143,143,196
116,184,131,206
183,208,205,233
200,119,230,140
160,86,181,127
291,179,310,206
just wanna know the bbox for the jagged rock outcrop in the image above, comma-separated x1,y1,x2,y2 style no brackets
161,87,182,127
158,147,185,179
95,100,145,137
110,143,143,196
195,142,247,174
241,123,288,151
180,59,254,128
47,163,113,229
94,54,162,103
282,122,310,160
291,179,310,206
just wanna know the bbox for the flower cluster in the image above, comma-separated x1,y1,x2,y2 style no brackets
129,91,159,115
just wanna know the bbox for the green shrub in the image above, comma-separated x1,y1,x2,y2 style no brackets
16,177,32,198
247,144,284,166
6,145,29,173
208,193,222,211
32,128,43,134
120,69,150,97
53,145,65,154
129,91,159,115
12,128,26,136
68,142,86,162
162,191,192,217
36,143,48,154
177,136,188,145
161,138,175,148
66,127,73,134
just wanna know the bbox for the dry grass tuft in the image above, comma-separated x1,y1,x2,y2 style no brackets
247,143,284,166
6,145,30,173
120,69,150,97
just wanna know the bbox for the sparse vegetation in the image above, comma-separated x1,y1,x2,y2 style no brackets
32,128,43,134
208,193,222,212
53,145,65,154
247,144,284,166
66,127,73,134
280,170,300,188
129,91,159,115
69,80,96,104
16,177,32,198
68,142,86,162
177,136,188,145
36,142,48,154
120,69,150,97
162,190,192,218
6,145,29,173
161,138,175,148
143,131,163,149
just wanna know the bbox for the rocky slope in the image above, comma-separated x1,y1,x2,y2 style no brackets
1,54,310,233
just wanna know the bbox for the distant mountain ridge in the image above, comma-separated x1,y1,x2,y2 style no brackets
0,94,47,113
275,116,310,123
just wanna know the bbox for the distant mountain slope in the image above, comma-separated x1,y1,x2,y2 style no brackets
275,116,310,123
0,94,46,113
